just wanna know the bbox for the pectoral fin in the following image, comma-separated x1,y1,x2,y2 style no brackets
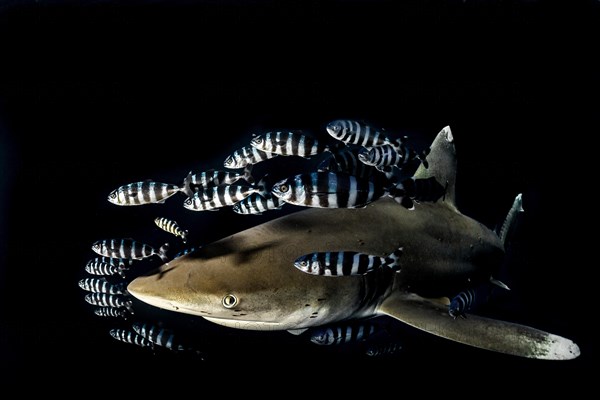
377,291,580,360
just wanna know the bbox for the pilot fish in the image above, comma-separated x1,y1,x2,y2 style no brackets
231,192,284,215
84,256,131,277
326,119,391,148
91,238,169,263
131,322,188,352
223,145,278,169
249,131,330,158
84,293,133,312
188,166,254,189
78,277,128,294
309,320,379,345
109,328,153,349
183,184,262,211
271,171,388,209
107,172,192,206
293,246,403,276
154,217,188,243
94,306,132,319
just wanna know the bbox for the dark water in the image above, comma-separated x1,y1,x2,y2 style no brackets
0,0,596,391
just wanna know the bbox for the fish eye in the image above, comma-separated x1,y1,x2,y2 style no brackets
278,184,289,193
222,294,238,309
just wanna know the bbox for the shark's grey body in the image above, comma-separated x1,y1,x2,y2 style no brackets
127,126,580,360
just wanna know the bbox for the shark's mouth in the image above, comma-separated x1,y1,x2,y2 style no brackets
202,316,284,331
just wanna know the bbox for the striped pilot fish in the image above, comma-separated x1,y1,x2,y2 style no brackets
154,217,188,243
389,176,447,210
309,320,379,345
91,238,169,263
223,145,278,169
84,256,131,277
78,277,128,294
109,328,153,349
448,288,476,319
326,119,391,148
271,171,389,209
183,183,263,212
131,321,188,352
293,246,403,276
231,192,284,215
188,166,254,190
107,171,193,206
84,292,134,313
94,306,132,319
249,131,330,159
318,146,382,180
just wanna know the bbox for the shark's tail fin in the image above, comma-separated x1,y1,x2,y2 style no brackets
497,193,524,250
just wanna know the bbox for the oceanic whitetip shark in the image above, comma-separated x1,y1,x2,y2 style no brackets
127,126,580,360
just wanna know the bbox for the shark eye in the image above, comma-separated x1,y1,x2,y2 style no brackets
222,294,238,309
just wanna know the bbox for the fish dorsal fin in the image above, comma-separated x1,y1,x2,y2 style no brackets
413,126,457,211
377,291,580,360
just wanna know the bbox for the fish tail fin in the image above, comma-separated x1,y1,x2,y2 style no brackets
182,230,189,244
384,246,403,271
158,243,170,263
387,184,414,210
181,171,195,197
244,164,255,185
418,147,430,169
124,300,135,314
255,174,270,196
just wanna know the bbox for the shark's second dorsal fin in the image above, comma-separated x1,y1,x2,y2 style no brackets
413,126,457,211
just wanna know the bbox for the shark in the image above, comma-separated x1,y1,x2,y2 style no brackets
126,126,580,360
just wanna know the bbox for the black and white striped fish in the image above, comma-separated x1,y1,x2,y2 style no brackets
326,119,391,148
309,321,378,345
131,322,188,352
107,172,192,206
93,306,132,319
293,246,403,276
388,176,447,210
188,166,254,190
358,143,405,168
231,192,284,215
183,183,262,211
91,238,169,263
223,145,278,169
448,288,476,319
318,146,380,180
271,171,388,209
78,277,128,294
109,328,153,349
84,256,131,277
84,292,133,312
154,217,188,243
365,341,403,357
249,131,330,158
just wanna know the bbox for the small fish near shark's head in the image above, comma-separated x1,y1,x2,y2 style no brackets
127,125,581,360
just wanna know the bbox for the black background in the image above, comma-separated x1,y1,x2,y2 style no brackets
0,0,596,391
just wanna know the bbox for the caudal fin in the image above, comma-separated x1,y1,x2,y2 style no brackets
383,246,403,271
181,171,195,198
157,243,170,263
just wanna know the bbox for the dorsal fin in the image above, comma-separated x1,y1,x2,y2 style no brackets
413,126,457,211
